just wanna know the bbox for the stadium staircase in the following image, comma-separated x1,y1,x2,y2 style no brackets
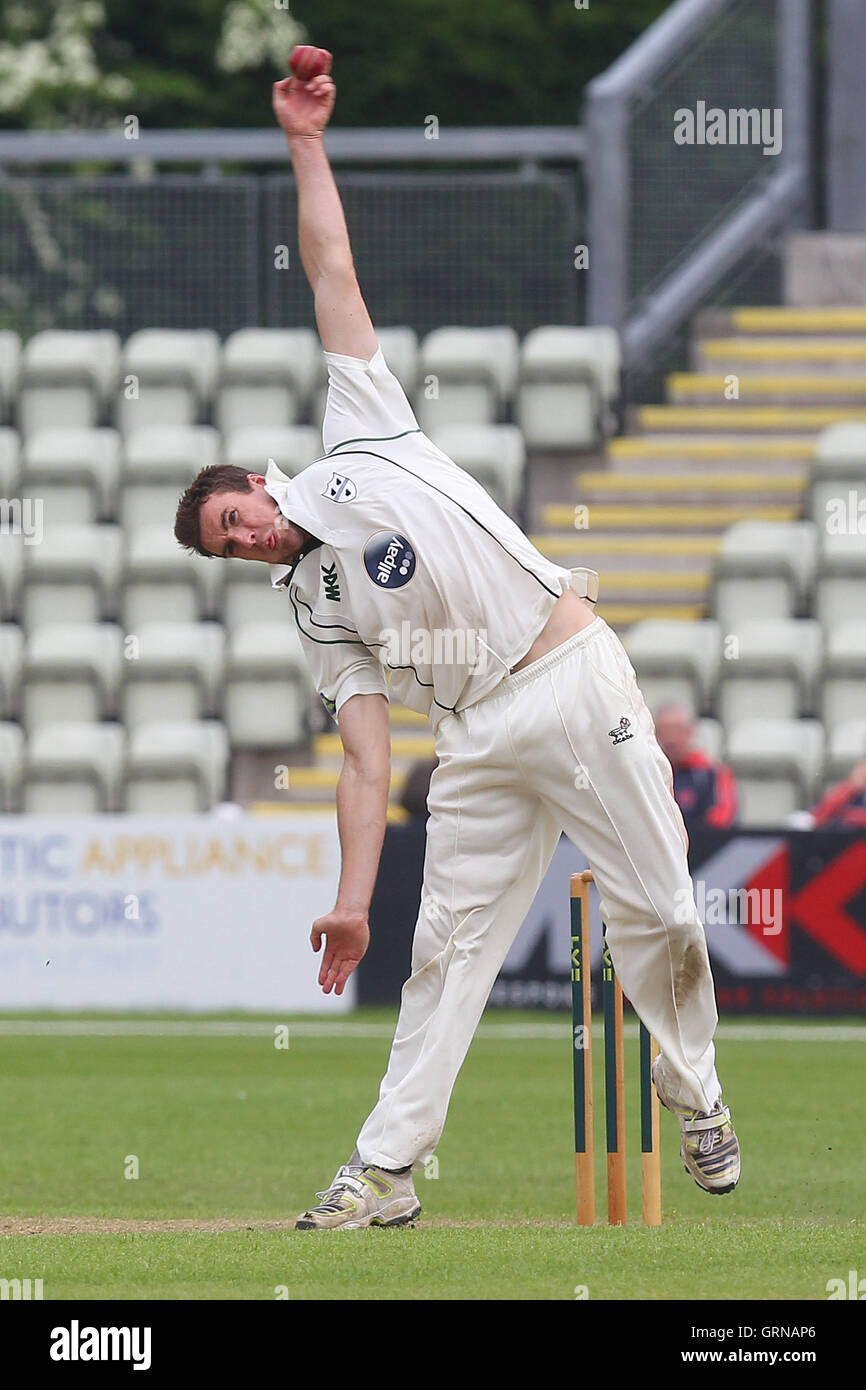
531,306,866,627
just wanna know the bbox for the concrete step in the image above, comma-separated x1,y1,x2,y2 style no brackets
607,435,812,472
284,765,409,799
541,502,799,531
531,533,721,570
667,373,866,406
628,405,866,434
694,307,866,337
573,469,804,505
693,337,866,375
595,601,705,626
314,731,434,770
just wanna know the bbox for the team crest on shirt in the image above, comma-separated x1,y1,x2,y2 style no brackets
322,472,357,503
363,531,416,589
608,716,634,746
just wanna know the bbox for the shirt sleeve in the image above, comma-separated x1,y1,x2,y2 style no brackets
290,593,389,720
321,344,420,455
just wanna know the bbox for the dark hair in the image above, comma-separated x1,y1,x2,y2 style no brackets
174,465,254,558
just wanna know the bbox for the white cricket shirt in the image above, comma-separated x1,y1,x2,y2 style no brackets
265,345,588,730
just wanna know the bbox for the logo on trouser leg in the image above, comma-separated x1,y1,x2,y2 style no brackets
608,716,634,746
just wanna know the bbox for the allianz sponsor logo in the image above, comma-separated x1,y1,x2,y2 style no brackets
50,1320,152,1371
378,620,490,673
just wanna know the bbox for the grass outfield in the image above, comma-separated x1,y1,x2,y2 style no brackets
0,1011,863,1301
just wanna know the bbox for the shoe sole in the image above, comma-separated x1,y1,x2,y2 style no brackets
294,1203,422,1231
682,1157,740,1195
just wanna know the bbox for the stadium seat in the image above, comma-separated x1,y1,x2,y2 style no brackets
0,427,21,497
711,520,818,630
0,720,24,810
22,721,126,813
824,718,866,788
821,621,866,727
716,619,822,734
0,331,21,423
122,525,219,629
0,530,23,622
18,331,120,435
223,622,313,749
726,718,824,826
516,326,620,450
221,564,293,631
21,622,123,732
428,424,525,515
416,327,518,433
124,720,229,812
625,619,721,716
22,525,122,632
809,422,866,527
311,327,420,435
117,329,220,435
120,621,224,729
123,425,221,530
217,328,320,433
814,532,866,628
0,624,23,717
225,426,321,479
23,427,122,526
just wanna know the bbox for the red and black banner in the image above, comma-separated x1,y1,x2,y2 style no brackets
361,827,866,1013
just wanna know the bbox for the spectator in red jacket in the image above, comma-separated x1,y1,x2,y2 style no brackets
808,750,866,829
654,702,738,828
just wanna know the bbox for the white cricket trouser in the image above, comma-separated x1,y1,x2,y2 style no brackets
356,616,721,1169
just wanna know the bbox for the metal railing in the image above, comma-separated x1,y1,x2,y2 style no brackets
586,0,813,373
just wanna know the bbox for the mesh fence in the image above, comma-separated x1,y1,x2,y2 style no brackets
0,177,260,339
627,0,780,312
0,169,583,340
266,170,582,336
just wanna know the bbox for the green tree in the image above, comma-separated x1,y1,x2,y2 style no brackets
0,0,673,130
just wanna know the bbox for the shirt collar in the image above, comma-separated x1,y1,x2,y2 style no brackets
263,458,325,589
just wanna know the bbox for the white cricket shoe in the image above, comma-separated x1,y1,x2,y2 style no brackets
295,1162,422,1230
653,1057,741,1195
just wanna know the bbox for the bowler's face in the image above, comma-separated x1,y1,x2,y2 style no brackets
199,474,308,564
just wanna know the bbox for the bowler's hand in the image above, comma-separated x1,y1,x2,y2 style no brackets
272,72,335,139
311,909,370,995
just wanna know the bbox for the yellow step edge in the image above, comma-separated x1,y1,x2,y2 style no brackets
592,571,710,591
249,801,409,824
288,767,409,790
576,471,803,492
529,534,722,555
731,308,866,332
542,503,798,527
596,603,706,623
609,437,814,458
669,374,866,394
316,733,434,757
636,407,866,428
701,338,866,359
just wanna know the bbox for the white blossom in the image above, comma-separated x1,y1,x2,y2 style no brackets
217,0,305,74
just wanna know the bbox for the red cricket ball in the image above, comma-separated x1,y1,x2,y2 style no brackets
289,46,332,82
